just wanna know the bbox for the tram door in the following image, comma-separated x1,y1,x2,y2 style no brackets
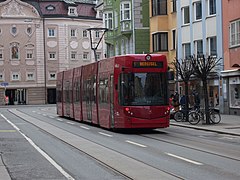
110,75,114,128
65,81,70,116
86,79,92,121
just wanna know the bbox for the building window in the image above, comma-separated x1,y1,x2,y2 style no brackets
27,72,35,81
152,32,168,52
70,29,76,37
11,25,17,35
49,72,56,80
172,0,177,12
209,0,216,15
120,2,131,21
195,40,203,55
96,31,100,38
96,53,101,60
194,1,202,20
0,49,3,60
104,12,113,29
26,27,32,35
26,50,33,59
230,19,240,47
71,51,77,60
152,0,167,16
48,28,55,37
11,45,19,59
83,30,88,37
49,52,56,60
183,43,191,59
46,5,55,11
68,7,77,16
12,72,20,81
183,6,190,25
229,78,240,108
0,73,3,81
83,52,88,60
172,29,176,50
209,36,217,56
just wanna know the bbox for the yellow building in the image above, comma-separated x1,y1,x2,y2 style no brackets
149,0,177,93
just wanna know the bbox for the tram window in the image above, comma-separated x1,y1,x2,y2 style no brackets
99,77,109,104
119,72,168,106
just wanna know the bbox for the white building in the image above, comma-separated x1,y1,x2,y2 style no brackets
176,0,223,111
0,0,104,105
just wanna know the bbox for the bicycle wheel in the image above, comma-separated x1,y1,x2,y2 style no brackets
174,111,184,122
188,111,201,125
210,111,221,124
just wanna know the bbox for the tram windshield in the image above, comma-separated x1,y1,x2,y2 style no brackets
119,72,168,106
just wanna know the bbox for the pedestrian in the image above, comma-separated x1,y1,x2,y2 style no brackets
173,91,180,111
5,96,9,105
180,95,186,109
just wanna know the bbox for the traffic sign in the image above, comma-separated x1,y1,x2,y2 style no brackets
0,82,9,87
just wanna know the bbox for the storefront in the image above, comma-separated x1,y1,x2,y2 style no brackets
221,69,240,115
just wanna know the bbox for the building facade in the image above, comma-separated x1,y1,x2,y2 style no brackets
149,0,177,93
176,0,223,110
0,0,104,105
103,0,150,57
221,0,240,115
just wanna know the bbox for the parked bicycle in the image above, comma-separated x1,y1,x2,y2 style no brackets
173,105,201,125
192,107,221,124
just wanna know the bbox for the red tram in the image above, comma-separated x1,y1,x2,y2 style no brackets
56,54,170,129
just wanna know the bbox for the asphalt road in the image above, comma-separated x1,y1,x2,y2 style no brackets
1,105,240,180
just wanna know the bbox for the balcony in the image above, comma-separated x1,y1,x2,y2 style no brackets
120,20,132,33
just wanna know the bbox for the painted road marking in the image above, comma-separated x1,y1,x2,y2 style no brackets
98,132,113,137
57,119,63,122
165,153,203,165
0,113,75,180
125,140,147,148
0,130,16,132
80,126,89,130
66,122,75,125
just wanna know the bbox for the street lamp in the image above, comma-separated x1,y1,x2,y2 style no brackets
86,28,108,62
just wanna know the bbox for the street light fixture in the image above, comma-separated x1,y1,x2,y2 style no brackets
86,28,108,62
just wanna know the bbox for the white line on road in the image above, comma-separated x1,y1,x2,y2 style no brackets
80,126,89,130
98,132,113,137
165,153,203,165
57,119,63,122
49,116,55,119
66,122,75,125
0,113,75,180
125,140,147,148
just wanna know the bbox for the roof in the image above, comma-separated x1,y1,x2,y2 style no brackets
23,0,98,19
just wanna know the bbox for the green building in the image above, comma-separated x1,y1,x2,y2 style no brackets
103,0,150,57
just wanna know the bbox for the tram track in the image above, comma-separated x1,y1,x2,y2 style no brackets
8,108,183,180
15,107,240,163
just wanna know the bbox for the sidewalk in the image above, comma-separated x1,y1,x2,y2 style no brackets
170,114,240,136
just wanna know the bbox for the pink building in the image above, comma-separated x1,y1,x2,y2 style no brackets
221,0,240,115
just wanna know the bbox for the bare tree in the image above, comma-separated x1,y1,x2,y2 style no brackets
191,55,222,124
172,58,195,121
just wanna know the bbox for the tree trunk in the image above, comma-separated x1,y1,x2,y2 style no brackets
202,80,210,124
184,81,189,122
